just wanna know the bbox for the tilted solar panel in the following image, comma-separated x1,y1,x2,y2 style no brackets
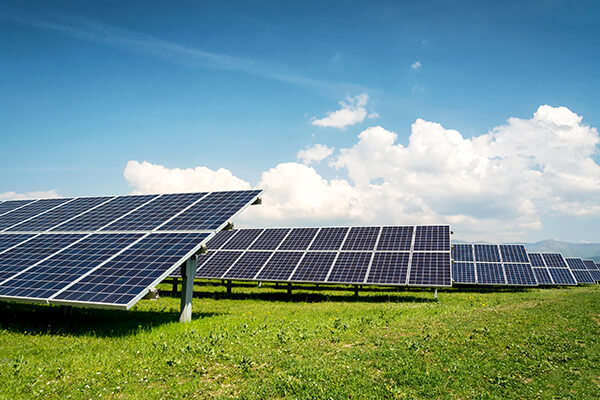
222,251,272,280
452,262,476,284
532,267,553,285
196,251,243,279
473,244,501,262
0,198,72,231
571,270,595,284
278,228,318,251
0,200,34,216
290,252,337,282
565,258,587,270
341,227,379,251
499,245,529,263
452,244,473,262
376,226,413,251
528,253,545,267
309,227,348,251
367,252,410,285
476,263,506,285
542,253,568,268
205,230,238,250
548,268,577,285
221,229,263,250
0,234,35,254
327,252,372,284
413,225,449,251
256,252,304,281
408,252,451,287
504,263,537,286
250,228,290,250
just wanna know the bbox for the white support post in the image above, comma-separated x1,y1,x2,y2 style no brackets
433,288,438,300
179,255,197,323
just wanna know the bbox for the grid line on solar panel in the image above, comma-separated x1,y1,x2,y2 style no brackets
0,200,35,216
376,226,414,251
7,196,113,232
542,253,567,268
100,193,208,231
366,252,409,285
308,227,349,251
196,251,244,279
0,234,142,300
451,244,474,262
51,233,209,307
222,251,272,280
0,234,86,284
289,252,337,282
548,268,577,285
499,245,529,263
504,263,538,286
532,267,553,285
341,227,380,251
326,252,372,284
473,244,501,262
278,228,319,251
0,198,73,231
255,252,304,281
528,253,545,267
408,252,451,286
565,258,587,270
452,262,476,284
221,229,264,249
0,234,36,254
412,225,450,252
159,190,262,231
250,228,291,250
205,230,238,250
475,263,506,285
51,195,158,232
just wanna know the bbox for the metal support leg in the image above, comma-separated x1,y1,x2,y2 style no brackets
287,282,292,295
179,255,197,323
354,285,359,298
172,277,178,295
433,288,438,300
61,305,73,317
226,280,232,295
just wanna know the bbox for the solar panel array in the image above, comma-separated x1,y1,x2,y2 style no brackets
188,225,452,287
527,253,577,285
0,190,262,309
565,258,596,284
451,244,537,286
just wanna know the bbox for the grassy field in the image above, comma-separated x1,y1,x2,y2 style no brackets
0,282,599,400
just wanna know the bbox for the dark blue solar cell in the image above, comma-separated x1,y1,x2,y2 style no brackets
474,245,501,262
221,229,263,249
0,234,35,253
52,195,157,232
528,253,545,267
0,200,34,216
222,251,272,280
205,230,238,250
159,190,262,231
548,268,577,285
196,251,243,279
476,263,506,285
452,244,473,262
408,252,451,287
8,197,112,232
499,245,529,263
504,263,537,286
290,252,337,282
250,228,290,250
571,270,595,284
52,233,208,307
366,252,409,285
376,226,413,251
565,258,587,270
0,198,72,230
413,225,450,251
532,267,553,285
278,228,319,251
327,252,372,284
256,252,304,281
308,227,349,251
452,262,476,284
542,253,568,268
0,234,142,300
341,227,380,251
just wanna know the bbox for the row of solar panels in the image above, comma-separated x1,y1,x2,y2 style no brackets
0,190,261,232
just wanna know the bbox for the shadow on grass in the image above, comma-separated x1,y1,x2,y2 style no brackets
0,302,222,337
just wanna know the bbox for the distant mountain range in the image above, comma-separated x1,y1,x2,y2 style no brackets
453,239,600,262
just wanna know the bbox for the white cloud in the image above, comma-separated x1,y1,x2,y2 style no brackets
311,93,376,129
411,61,422,70
0,190,61,200
123,105,600,241
296,144,335,165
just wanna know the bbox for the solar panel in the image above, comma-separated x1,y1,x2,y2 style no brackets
474,245,501,262
476,263,506,285
413,225,450,251
499,245,529,263
221,229,263,249
327,252,372,284
542,253,568,268
250,228,290,250
452,262,476,284
222,251,272,280
255,252,304,281
278,228,318,250
205,230,238,250
583,260,600,282
0,234,35,254
528,253,545,267
196,251,243,279
341,227,379,251
565,258,587,270
548,268,577,285
571,270,595,284
0,198,72,230
504,263,537,286
366,252,410,285
0,200,34,216
532,267,553,285
309,227,349,250
452,244,473,262
408,252,451,287
289,252,337,282
376,226,413,251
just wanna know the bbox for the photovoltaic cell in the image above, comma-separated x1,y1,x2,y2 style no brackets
159,190,262,231
452,244,473,262
499,245,529,263
413,225,450,251
533,268,553,285
250,228,290,250
0,198,71,230
0,234,35,253
278,228,318,251
341,227,380,251
221,229,263,249
0,234,85,282
474,245,501,262
53,233,208,306
452,262,476,284
223,251,272,280
196,251,243,279
101,193,206,231
528,253,545,267
0,234,142,300
376,226,413,251
52,195,157,232
256,252,304,281
542,253,567,268
504,263,537,286
476,263,506,285
290,252,337,282
8,197,112,232
309,227,349,251
327,252,372,283
408,252,451,286
548,268,577,285
205,230,238,250
366,252,409,285
0,200,34,216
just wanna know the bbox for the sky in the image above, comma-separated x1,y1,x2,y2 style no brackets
1,0,599,243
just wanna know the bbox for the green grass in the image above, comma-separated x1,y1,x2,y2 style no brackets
1,282,599,399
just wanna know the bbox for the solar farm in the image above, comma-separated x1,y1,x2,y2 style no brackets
0,191,599,399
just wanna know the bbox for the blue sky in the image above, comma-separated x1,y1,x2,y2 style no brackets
1,0,599,243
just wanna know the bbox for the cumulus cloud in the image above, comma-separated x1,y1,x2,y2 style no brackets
311,93,375,129
123,105,600,241
296,144,335,165
0,190,61,200
411,61,422,70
